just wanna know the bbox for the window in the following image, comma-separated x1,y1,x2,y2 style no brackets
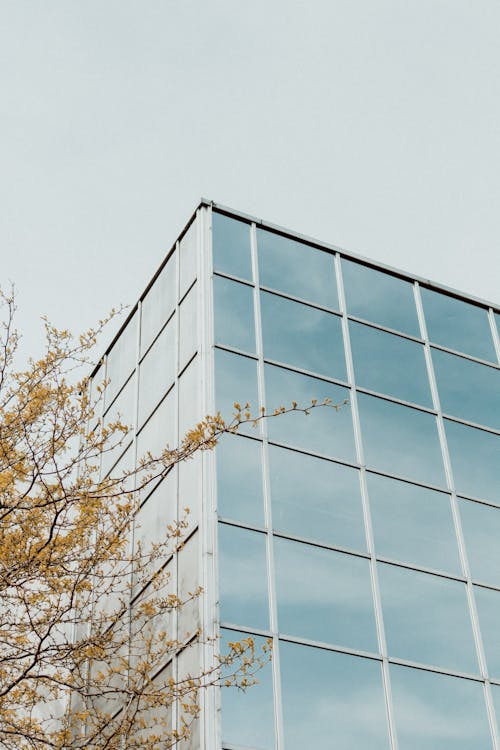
459,499,500,587
138,317,175,428
217,435,264,527
140,252,176,357
445,420,499,503
212,212,252,281
214,275,256,354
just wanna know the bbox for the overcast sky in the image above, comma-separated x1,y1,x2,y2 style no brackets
1,0,499,358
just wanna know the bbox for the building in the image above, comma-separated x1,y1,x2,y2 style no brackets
93,200,500,750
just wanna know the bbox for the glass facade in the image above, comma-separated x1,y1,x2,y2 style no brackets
91,202,500,750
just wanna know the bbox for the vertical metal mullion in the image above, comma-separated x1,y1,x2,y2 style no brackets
171,236,181,740
335,254,399,750
488,308,500,366
198,205,218,750
415,281,500,749
250,222,283,750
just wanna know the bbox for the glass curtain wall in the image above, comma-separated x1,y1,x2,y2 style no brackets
212,210,500,750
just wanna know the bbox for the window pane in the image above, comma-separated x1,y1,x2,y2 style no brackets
358,394,445,487
281,642,390,750
379,564,478,673
445,419,499,503
217,434,264,527
179,282,197,372
264,365,355,461
391,664,492,750
218,523,268,630
261,291,346,381
212,212,252,281
221,629,275,750
421,288,496,362
269,445,366,551
475,585,500,679
459,499,500,587
432,349,500,431
177,531,200,639
136,387,176,496
105,310,138,407
368,473,460,574
141,252,176,357
101,375,135,478
214,349,259,435
257,228,338,309
214,275,256,354
138,317,175,428
342,259,419,336
350,321,432,407
179,219,197,299
275,538,377,652
178,356,200,440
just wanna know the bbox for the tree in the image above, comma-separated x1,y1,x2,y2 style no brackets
0,289,338,749
0,289,276,750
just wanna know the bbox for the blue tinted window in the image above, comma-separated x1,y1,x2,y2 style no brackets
459,499,500,587
217,435,264,527
214,275,256,354
264,365,355,461
368,474,461,574
269,445,366,551
215,349,259,434
221,629,275,750
261,291,346,380
350,321,432,407
342,259,419,336
212,212,252,281
257,228,338,309
379,564,478,673
475,585,500,680
445,420,499,504
391,664,492,750
421,288,496,362
281,642,390,750
275,538,377,652
432,348,500,430
218,523,268,630
357,394,445,487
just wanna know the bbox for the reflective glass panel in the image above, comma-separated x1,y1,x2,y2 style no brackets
138,317,175,428
421,287,496,362
178,356,200,439
281,642,390,750
136,387,176,496
140,251,176,357
257,228,338,309
212,212,252,281
432,348,500,430
218,523,268,630
459,499,500,587
368,474,460,574
215,349,259,435
269,445,366,551
221,629,275,750
475,585,500,679
445,419,499,503
177,531,200,638
217,434,264,527
357,394,445,487
179,282,197,372
261,292,346,381
275,538,377,652
101,374,135,478
391,664,492,750
105,310,138,407
379,564,478,673
264,364,355,461
214,275,256,354
179,219,197,299
342,259,419,336
350,321,432,407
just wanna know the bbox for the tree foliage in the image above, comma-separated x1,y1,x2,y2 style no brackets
0,289,339,749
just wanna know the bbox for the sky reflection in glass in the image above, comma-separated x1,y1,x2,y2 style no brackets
212,212,252,281
350,321,432,406
391,664,492,750
269,445,366,551
217,434,264,527
275,538,377,652
257,228,338,309
214,275,256,354
261,291,346,381
280,642,390,750
459,499,500,587
357,394,445,486
445,420,499,503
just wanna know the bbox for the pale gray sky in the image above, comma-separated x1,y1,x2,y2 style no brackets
1,0,499,357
